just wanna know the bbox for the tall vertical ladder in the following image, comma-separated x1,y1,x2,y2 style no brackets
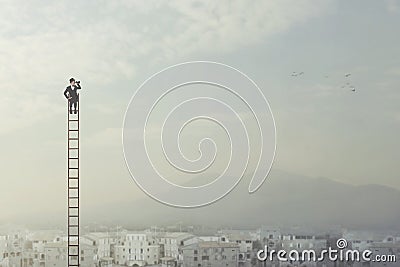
67,101,80,267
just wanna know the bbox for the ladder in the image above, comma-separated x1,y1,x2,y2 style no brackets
67,100,80,267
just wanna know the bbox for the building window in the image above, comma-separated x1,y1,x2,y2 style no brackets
202,256,209,261
194,257,198,261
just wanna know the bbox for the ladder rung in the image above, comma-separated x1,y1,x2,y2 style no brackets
69,167,79,169
69,215,79,217
68,157,79,159
69,186,79,189
69,225,79,227
69,119,79,121
68,177,79,180
68,138,79,140
69,234,79,237
68,244,79,247
68,197,79,199
69,129,79,131
69,148,79,150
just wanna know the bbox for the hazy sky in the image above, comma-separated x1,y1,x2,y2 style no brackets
0,0,399,222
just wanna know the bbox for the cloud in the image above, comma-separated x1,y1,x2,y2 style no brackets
385,0,400,14
161,0,330,56
0,0,330,135
387,67,400,76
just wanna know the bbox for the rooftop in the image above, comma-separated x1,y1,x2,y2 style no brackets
183,241,239,250
27,230,63,242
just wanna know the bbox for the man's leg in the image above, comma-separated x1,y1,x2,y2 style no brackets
69,101,73,114
73,102,78,114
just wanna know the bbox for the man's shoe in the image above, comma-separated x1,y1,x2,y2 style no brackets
74,110,77,114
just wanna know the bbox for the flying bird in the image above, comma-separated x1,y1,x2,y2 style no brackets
345,73,351,77
291,71,304,77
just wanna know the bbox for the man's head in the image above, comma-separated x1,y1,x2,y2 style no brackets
69,78,75,86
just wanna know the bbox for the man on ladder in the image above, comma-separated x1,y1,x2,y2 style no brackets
64,78,82,114
64,76,82,267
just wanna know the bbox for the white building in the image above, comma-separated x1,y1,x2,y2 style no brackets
363,241,400,267
26,230,63,266
182,241,239,267
44,241,97,267
221,232,255,267
114,231,160,266
342,229,384,251
81,232,118,262
1,229,27,267
158,232,197,261
0,234,8,263
259,227,281,249
44,242,68,267
279,234,327,267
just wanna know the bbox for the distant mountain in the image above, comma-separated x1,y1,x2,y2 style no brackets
83,170,400,231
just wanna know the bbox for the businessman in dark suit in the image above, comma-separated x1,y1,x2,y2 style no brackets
64,78,81,114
